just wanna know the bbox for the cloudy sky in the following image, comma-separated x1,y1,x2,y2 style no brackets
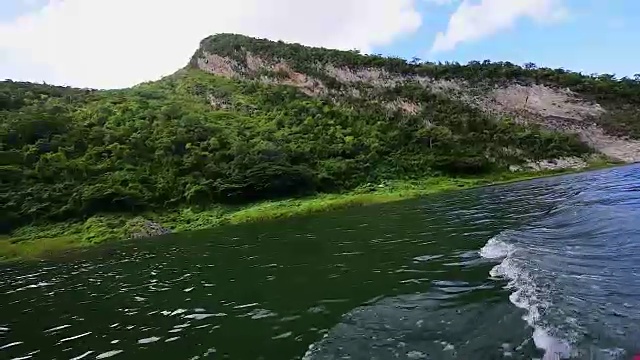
0,0,637,89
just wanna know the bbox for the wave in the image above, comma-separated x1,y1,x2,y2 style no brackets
301,291,536,360
480,233,572,359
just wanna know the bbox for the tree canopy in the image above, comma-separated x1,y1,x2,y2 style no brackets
2,34,622,233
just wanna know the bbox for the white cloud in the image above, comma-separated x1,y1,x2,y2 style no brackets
0,0,422,89
423,0,458,5
20,0,40,6
431,0,568,53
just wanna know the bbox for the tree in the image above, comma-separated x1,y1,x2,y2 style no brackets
1,33,620,235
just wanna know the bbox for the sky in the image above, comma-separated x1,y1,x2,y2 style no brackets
0,0,638,89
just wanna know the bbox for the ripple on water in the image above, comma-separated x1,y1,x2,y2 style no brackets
183,313,227,320
480,166,640,359
302,292,536,359
96,350,124,359
0,341,23,350
58,332,92,344
137,336,161,344
412,254,443,262
69,350,94,360
44,324,72,333
1,165,639,360
241,308,277,320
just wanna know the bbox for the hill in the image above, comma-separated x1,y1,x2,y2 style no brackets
192,34,640,161
1,33,638,257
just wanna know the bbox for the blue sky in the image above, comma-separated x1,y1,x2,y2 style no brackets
375,0,640,78
0,0,638,88
0,0,47,21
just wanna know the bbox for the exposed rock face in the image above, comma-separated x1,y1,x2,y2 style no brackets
128,220,171,240
197,53,237,78
485,85,640,163
493,84,605,120
193,46,640,164
509,157,590,172
573,125,640,163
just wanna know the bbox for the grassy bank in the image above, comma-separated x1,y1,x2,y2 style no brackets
0,162,619,262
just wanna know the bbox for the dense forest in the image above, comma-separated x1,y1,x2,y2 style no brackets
2,33,638,234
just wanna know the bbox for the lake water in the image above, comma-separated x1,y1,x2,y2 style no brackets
1,165,639,360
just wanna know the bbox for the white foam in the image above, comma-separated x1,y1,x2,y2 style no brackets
534,328,570,360
481,234,571,359
479,236,515,259
301,330,331,360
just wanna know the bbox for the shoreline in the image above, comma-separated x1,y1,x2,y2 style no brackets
0,162,624,263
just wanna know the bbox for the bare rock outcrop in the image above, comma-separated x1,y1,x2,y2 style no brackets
193,50,640,164
126,218,172,240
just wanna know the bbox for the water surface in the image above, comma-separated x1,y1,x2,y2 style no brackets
1,165,639,359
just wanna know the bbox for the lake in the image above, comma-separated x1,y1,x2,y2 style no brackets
1,165,639,359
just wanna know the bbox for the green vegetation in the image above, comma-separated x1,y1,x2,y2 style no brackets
0,33,632,260
0,165,612,261
198,33,640,138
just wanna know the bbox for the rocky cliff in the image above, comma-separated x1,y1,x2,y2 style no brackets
190,34,640,163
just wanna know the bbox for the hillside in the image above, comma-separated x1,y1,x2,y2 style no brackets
193,34,640,162
1,33,638,253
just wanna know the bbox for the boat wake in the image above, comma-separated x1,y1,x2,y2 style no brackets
480,234,571,359
479,168,640,359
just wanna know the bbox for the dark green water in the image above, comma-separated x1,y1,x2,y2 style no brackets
1,165,639,359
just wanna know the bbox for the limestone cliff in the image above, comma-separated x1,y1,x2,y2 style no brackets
190,34,640,163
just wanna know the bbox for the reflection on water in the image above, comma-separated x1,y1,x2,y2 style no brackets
0,165,639,359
